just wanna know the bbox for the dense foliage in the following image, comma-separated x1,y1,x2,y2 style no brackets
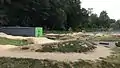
0,0,119,31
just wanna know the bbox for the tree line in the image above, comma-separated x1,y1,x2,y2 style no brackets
0,0,119,31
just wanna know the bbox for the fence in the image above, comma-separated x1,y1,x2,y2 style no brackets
0,27,43,37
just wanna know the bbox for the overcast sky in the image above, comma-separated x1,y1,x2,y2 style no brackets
81,0,120,20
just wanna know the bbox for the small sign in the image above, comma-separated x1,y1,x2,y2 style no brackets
35,27,43,37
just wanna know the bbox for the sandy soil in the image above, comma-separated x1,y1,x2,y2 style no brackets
0,32,113,62
26,37,59,44
0,45,18,51
0,33,59,44
0,45,113,62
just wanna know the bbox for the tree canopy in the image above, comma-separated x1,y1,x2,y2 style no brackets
0,0,119,31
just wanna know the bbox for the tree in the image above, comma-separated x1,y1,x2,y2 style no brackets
115,20,120,29
0,0,11,26
0,0,11,5
87,8,93,16
1,0,117,31
64,0,82,30
89,13,99,28
80,8,89,29
98,11,110,28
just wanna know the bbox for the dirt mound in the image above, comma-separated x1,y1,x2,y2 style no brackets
0,46,112,62
0,32,113,62
0,33,59,44
45,32,86,40
26,37,59,44
0,45,18,51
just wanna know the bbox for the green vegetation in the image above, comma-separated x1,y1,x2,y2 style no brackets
0,38,119,68
102,47,120,65
0,55,120,68
45,31,72,34
115,42,120,47
0,0,119,31
35,41,96,53
94,36,120,41
0,37,31,46
1,0,120,68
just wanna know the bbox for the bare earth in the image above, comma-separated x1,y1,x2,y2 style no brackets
0,45,112,62
0,32,59,44
0,32,113,62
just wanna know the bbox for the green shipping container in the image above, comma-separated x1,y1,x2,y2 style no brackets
35,27,43,37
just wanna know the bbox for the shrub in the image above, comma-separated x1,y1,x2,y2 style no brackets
115,42,120,47
36,40,96,53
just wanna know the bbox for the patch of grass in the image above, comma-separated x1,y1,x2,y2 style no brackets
0,37,31,46
36,40,96,53
112,47,120,53
94,36,120,41
0,57,72,68
45,30,73,34
106,47,120,63
97,47,120,66
0,57,120,68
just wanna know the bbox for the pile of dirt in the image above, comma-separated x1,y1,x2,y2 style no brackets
0,32,59,44
0,46,112,62
26,37,59,44
45,32,88,40
0,45,18,51
0,32,113,62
